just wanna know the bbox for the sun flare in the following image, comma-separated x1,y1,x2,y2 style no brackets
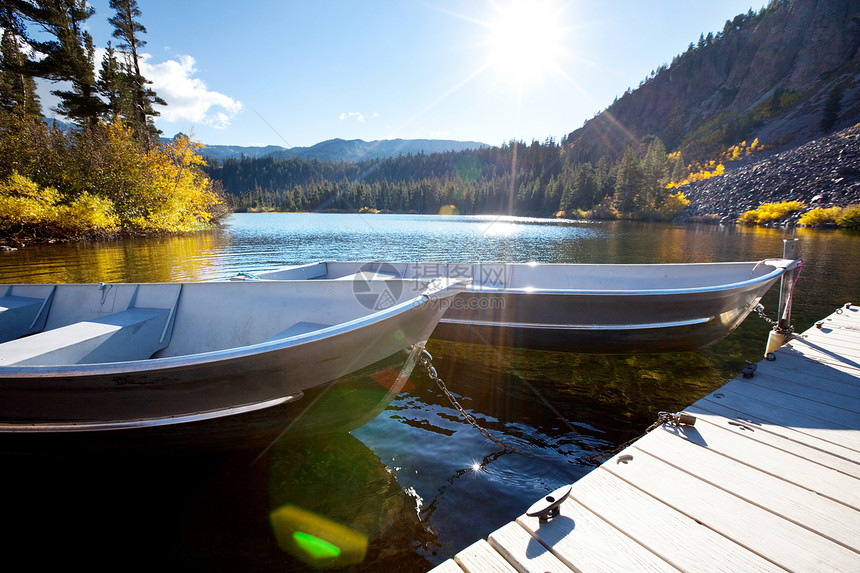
486,0,567,83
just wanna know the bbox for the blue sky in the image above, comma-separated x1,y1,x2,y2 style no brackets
55,1,761,148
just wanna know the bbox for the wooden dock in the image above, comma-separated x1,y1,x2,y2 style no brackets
431,304,860,572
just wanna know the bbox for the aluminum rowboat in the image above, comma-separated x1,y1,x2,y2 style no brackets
0,278,462,447
244,260,798,353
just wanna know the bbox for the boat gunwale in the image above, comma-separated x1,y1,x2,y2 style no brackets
0,279,461,378
272,259,796,296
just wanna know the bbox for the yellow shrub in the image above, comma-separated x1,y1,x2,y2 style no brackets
798,207,841,226
738,201,806,224
837,204,860,229
0,172,118,233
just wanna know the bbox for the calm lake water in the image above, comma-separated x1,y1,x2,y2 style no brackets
2,213,859,570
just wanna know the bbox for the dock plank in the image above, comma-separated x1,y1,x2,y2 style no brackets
571,467,782,572
431,305,860,573
514,495,678,572
685,405,860,479
454,539,519,573
487,522,575,573
606,447,860,571
634,425,860,547
701,387,860,452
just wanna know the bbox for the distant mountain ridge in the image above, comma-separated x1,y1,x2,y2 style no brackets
200,138,488,162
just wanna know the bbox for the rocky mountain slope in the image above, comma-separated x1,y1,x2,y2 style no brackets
682,124,860,220
565,0,860,165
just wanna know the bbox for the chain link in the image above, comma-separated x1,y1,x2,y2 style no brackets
419,349,516,452
754,303,794,336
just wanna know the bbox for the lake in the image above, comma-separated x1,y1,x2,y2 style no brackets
1,213,858,571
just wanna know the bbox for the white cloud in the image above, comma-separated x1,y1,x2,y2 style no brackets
140,54,242,129
339,111,365,122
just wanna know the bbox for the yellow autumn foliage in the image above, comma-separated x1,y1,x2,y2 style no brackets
738,201,806,224
0,119,223,239
798,206,842,226
0,172,119,233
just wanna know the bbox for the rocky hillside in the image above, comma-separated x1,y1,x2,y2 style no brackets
682,124,860,220
565,0,860,165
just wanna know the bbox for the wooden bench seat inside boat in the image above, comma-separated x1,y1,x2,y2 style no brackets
0,308,172,366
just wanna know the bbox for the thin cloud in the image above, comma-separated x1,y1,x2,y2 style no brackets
141,54,242,129
339,111,365,122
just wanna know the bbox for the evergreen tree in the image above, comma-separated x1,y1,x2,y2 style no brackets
0,21,42,122
97,42,128,122
25,0,104,127
108,0,165,146
613,147,640,214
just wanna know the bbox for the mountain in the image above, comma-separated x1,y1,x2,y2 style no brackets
200,138,488,162
565,0,860,164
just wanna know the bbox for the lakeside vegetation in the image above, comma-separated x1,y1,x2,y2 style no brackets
0,1,223,242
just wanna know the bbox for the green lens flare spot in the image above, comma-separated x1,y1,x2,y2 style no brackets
293,531,342,560
393,329,404,341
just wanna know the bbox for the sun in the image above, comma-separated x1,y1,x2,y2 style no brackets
485,0,567,84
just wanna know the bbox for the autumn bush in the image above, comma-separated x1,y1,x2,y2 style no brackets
837,204,860,229
738,201,806,224
798,206,842,226
0,120,224,240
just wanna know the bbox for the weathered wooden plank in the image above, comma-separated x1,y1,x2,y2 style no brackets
666,413,860,507
514,494,678,572
779,341,860,372
753,353,860,399
686,404,860,479
605,447,860,571
702,387,860,451
487,521,575,573
789,336,860,363
634,425,860,547
741,371,860,413
715,378,860,428
570,468,782,572
453,539,519,573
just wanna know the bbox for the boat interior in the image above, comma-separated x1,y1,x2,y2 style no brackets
0,280,437,367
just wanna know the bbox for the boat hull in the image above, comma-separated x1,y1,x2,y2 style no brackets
433,284,770,352
249,260,795,353
0,279,460,448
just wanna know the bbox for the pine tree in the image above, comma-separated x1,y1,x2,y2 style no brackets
0,19,42,122
24,0,104,127
108,0,165,147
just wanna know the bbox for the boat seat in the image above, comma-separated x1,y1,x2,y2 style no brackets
265,321,331,342
0,288,55,343
0,308,172,366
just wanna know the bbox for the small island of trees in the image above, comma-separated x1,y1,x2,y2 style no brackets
0,0,224,243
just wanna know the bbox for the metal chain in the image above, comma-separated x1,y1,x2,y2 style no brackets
579,410,695,464
419,349,516,452
754,303,794,336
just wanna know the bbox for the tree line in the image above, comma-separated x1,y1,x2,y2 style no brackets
207,136,690,220
0,0,223,241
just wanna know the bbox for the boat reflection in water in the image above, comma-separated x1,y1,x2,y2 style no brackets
0,346,437,571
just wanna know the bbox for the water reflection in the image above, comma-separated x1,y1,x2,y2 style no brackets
1,215,858,570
